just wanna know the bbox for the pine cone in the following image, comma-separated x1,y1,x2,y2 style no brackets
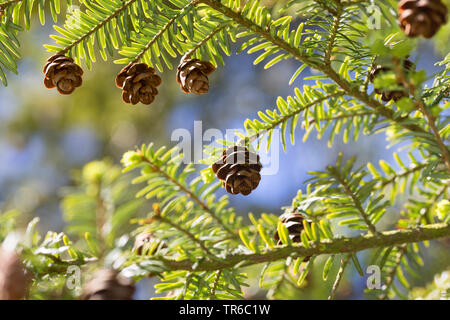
273,212,312,261
82,269,135,300
115,63,162,105
43,54,83,95
369,59,415,102
133,232,167,255
0,249,29,300
212,146,262,196
398,0,448,38
133,233,153,255
273,212,305,244
176,58,215,94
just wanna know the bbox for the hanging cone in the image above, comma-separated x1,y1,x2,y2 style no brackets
43,54,83,95
133,232,167,255
115,63,162,105
369,59,415,102
212,146,262,196
0,249,30,300
273,212,311,261
398,0,448,38
176,58,215,94
82,269,135,300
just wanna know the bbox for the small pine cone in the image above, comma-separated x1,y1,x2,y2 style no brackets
133,233,153,255
369,59,415,102
398,0,448,38
273,212,311,261
82,269,135,300
212,146,262,196
133,232,167,255
115,63,162,105
0,249,29,300
273,212,305,244
176,58,215,94
43,54,83,95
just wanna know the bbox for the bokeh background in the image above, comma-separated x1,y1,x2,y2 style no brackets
0,1,449,299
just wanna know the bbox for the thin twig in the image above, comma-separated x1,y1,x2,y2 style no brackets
183,24,228,60
379,183,448,299
324,2,342,65
132,0,199,63
59,0,138,55
305,110,376,127
37,252,97,266
210,270,222,300
330,168,378,234
155,214,215,257
379,244,407,300
243,92,345,145
144,223,450,272
328,254,351,300
378,163,427,189
393,59,450,173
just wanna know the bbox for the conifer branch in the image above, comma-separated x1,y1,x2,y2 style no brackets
199,0,428,136
377,163,427,189
328,167,378,234
58,0,139,55
145,223,450,272
245,92,345,144
183,24,228,60
393,60,450,172
378,182,447,299
131,0,199,63
417,102,450,172
155,214,215,257
139,155,238,239
305,111,376,127
380,244,407,300
37,252,97,267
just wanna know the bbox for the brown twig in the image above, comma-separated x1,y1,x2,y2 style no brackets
328,254,351,300
144,223,450,272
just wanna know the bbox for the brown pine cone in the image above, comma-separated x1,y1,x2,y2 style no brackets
273,212,305,244
212,146,262,196
133,233,153,255
115,63,162,105
273,212,312,261
369,59,415,102
82,269,135,300
398,0,448,38
43,54,83,95
133,232,167,255
176,58,215,94
0,249,29,300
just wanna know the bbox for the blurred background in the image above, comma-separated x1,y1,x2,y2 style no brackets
0,1,449,299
